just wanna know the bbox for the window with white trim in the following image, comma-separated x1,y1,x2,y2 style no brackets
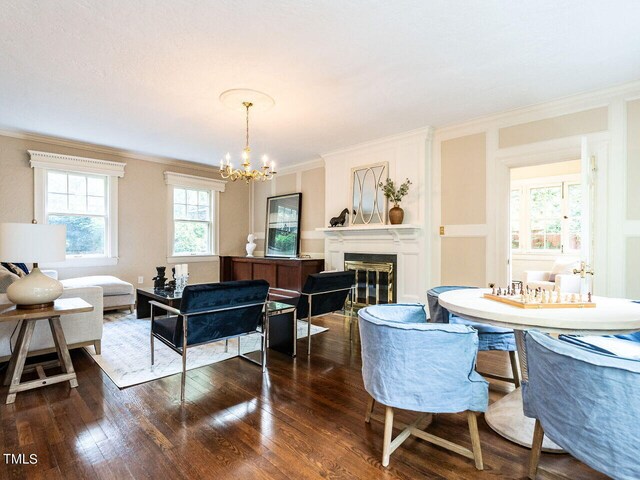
511,176,582,254
46,171,109,256
30,150,125,267
164,172,226,262
172,187,213,255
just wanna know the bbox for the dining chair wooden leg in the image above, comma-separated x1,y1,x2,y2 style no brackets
528,419,544,479
365,396,376,423
382,406,394,467
509,350,521,388
466,411,483,470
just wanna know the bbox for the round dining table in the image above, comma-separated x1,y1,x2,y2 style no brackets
438,288,640,452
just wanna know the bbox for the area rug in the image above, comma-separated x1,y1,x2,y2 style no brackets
85,311,328,389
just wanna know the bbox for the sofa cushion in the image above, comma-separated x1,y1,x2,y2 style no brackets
60,275,134,296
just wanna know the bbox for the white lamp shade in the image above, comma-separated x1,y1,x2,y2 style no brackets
0,223,66,263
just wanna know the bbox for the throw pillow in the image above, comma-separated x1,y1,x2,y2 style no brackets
548,259,579,282
0,267,19,293
1,262,28,278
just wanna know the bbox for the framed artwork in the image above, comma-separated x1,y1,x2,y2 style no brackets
265,193,302,257
350,162,388,225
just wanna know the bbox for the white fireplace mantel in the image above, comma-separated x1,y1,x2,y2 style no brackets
316,224,422,243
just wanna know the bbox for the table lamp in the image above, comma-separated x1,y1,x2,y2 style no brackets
0,222,66,309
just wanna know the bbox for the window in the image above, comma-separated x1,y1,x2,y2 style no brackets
172,187,212,255
46,171,108,256
510,189,520,249
30,150,125,267
164,172,226,262
511,176,582,254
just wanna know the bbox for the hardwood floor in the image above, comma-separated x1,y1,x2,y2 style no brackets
0,314,607,480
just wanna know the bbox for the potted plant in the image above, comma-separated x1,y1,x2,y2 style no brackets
379,177,412,224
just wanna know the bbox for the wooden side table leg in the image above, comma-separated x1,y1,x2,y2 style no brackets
5,320,36,404
48,316,78,388
4,320,25,386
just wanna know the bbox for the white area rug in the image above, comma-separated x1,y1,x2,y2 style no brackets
85,311,328,389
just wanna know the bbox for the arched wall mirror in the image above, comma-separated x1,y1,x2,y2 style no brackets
351,163,388,225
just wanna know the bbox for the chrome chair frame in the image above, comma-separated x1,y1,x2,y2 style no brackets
149,299,269,402
275,286,355,355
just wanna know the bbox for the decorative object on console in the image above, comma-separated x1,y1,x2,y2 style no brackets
351,163,387,225
174,264,189,293
0,222,66,309
379,177,412,225
265,193,302,258
246,233,257,257
218,89,277,183
152,266,167,289
329,208,351,227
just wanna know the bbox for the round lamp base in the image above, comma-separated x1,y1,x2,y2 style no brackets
6,267,63,307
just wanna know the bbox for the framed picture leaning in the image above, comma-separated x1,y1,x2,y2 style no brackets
265,193,302,257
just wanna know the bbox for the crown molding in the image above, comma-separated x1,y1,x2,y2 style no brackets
277,157,325,175
321,126,434,159
0,127,220,173
29,150,126,177
435,79,640,140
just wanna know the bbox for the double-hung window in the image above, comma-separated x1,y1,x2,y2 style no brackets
46,171,108,256
30,150,125,267
164,172,226,262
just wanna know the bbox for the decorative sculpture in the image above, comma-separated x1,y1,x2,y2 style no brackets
246,233,257,257
152,266,167,289
329,208,350,227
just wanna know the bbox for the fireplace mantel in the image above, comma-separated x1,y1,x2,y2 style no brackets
316,224,422,243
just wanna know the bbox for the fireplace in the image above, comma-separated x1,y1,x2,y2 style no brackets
344,253,397,307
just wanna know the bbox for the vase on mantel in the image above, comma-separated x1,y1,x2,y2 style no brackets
388,204,404,225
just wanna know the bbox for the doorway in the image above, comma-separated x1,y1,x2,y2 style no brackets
509,160,584,287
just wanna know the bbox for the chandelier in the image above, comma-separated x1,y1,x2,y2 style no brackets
219,99,276,183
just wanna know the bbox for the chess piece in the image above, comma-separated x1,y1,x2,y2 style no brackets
588,292,592,303
490,283,496,295
497,288,502,296
571,293,576,303
556,291,562,303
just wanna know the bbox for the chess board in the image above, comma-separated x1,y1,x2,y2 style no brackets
483,293,596,309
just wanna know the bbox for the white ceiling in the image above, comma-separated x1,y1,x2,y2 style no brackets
1,1,640,167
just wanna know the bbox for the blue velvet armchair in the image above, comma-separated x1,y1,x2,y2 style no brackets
359,304,488,468
150,280,269,401
427,286,520,386
523,330,640,480
297,271,355,355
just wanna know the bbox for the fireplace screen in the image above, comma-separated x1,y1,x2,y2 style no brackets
345,260,394,308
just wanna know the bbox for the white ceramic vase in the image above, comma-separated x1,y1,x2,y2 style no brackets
6,267,63,308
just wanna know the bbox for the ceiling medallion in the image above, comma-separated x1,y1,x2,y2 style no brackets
218,89,276,183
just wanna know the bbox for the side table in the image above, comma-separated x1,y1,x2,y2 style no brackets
0,298,94,404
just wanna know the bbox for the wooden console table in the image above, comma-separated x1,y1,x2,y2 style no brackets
0,298,93,404
220,256,324,292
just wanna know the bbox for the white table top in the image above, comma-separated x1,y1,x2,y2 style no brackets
439,289,640,334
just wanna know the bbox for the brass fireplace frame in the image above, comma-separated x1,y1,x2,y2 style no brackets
344,260,394,308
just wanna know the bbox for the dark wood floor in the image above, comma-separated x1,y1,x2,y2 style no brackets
0,314,607,480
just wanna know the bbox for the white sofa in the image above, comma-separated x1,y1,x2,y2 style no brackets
523,259,582,293
44,270,135,313
0,286,103,362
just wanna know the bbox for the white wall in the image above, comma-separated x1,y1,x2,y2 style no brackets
320,127,433,303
